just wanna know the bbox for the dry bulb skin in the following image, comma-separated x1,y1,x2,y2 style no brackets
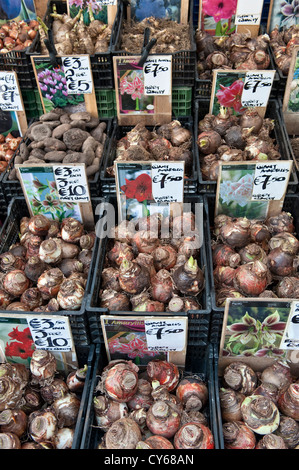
241,395,280,435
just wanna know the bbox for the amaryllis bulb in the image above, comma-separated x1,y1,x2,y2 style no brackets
146,400,181,438
40,378,69,404
53,427,74,449
0,408,27,437
223,421,256,449
261,360,292,391
174,422,214,449
219,388,245,422
28,408,58,443
277,383,299,421
119,259,150,295
57,279,85,310
223,362,257,396
104,417,142,449
37,268,64,298
30,349,57,386
52,393,81,428
0,432,21,449
94,396,129,431
66,364,88,393
176,376,208,412
28,214,51,236
20,287,43,310
136,435,174,449
147,360,180,392
61,217,84,242
3,269,30,297
274,415,299,449
241,395,280,435
256,433,287,449
101,361,139,402
39,238,62,264
172,256,204,295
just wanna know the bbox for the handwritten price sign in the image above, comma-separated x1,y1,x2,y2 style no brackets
151,162,184,203
251,161,292,201
62,56,93,95
143,55,172,95
144,318,187,352
241,71,275,108
28,316,73,352
54,164,90,202
0,72,23,111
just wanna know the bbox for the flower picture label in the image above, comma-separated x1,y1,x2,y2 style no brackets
144,318,187,352
62,55,93,95
251,161,292,201
54,164,90,202
28,316,73,352
241,71,275,108
143,55,172,95
0,72,23,111
151,162,184,203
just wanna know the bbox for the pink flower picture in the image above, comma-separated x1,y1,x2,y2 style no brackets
216,79,245,113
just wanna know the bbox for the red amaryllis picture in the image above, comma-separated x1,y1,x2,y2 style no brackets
5,326,34,360
121,173,153,201
201,0,237,35
216,79,245,114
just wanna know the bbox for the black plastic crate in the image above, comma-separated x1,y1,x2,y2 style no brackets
269,45,287,97
80,342,221,449
277,97,299,174
195,99,298,193
111,1,196,88
1,118,113,202
100,116,199,196
203,192,299,345
28,0,119,89
86,194,212,346
0,196,105,346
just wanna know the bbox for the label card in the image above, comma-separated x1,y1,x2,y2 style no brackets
143,55,172,96
144,318,188,352
235,0,263,25
28,316,73,352
211,70,274,118
115,161,185,221
0,72,23,111
62,55,93,95
54,164,90,202
251,161,293,201
241,71,275,108
215,161,292,220
151,162,184,203
282,46,299,136
280,301,299,350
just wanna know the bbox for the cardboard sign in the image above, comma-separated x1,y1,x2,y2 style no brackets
128,0,189,24
101,315,188,367
234,0,263,36
241,71,276,108
215,161,292,220
113,56,172,126
114,161,184,222
218,298,299,376
67,0,117,25
282,46,299,136
62,56,93,95
0,312,78,373
31,55,98,118
211,70,275,118
143,55,172,96
0,71,27,136
16,163,94,230
28,316,73,352
144,318,188,352
53,164,91,203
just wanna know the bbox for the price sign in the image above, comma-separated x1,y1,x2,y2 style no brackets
241,71,275,108
280,301,299,350
54,164,90,202
96,0,117,4
152,162,184,203
144,318,187,352
251,161,292,201
0,72,23,111
62,55,93,95
28,316,73,352
235,0,263,25
143,55,172,96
